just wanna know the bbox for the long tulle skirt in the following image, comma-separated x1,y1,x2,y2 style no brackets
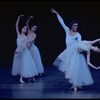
53,45,94,86
29,44,44,74
12,47,38,78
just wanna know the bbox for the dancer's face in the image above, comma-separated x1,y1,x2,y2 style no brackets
71,23,78,32
31,25,37,32
22,26,28,34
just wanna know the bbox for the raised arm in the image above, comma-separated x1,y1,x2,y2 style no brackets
26,16,33,26
16,15,24,37
50,8,69,32
86,51,98,69
26,16,34,33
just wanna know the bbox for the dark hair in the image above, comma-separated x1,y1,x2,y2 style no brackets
69,19,78,29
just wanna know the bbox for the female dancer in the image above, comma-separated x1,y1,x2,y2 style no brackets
50,8,100,92
11,15,38,83
50,8,82,67
60,38,100,92
50,8,81,48
26,16,44,77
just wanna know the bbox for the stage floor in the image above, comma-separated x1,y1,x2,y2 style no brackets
0,65,100,99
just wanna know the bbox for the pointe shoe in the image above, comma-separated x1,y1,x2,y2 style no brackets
20,79,25,83
33,78,36,82
74,87,77,92
39,73,42,77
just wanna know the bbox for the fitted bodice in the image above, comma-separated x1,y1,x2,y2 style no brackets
57,14,81,49
66,30,81,48
26,35,34,48
16,37,25,51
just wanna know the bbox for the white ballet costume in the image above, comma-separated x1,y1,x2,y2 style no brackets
53,14,81,68
12,36,38,78
64,41,94,86
27,36,44,74
53,14,94,87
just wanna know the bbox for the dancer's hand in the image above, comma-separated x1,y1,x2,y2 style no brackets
30,16,33,19
77,48,83,53
98,40,100,44
97,49,100,53
50,8,58,14
19,14,24,18
97,66,100,69
14,50,20,54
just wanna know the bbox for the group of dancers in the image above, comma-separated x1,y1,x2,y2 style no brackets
11,15,44,83
12,8,100,92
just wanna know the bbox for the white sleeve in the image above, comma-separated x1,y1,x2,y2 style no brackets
57,14,69,33
77,33,82,42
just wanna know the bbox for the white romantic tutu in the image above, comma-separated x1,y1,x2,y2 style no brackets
27,44,44,74
53,41,94,86
12,37,38,78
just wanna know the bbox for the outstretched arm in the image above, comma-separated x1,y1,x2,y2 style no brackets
50,8,69,32
26,16,34,33
87,51,99,69
90,38,100,44
16,14,24,37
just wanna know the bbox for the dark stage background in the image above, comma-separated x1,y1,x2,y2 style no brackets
0,1,100,67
